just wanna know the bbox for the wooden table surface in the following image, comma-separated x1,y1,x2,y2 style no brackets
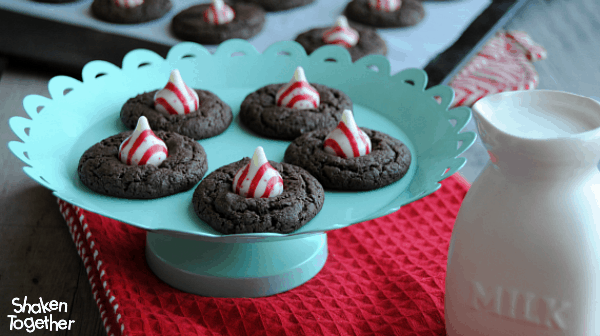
1,0,599,334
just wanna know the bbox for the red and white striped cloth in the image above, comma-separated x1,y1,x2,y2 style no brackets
154,69,200,116
118,116,168,166
275,66,320,110
368,0,401,12
203,0,235,25
233,146,284,198
322,16,359,49
449,31,547,108
324,110,371,159
114,0,143,8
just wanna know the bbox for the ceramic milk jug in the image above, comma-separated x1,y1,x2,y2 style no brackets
445,90,600,336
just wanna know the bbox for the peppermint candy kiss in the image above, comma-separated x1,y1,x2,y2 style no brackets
154,69,200,116
368,0,401,12
275,67,320,110
232,147,284,198
324,110,371,158
203,0,235,25
322,16,359,49
114,0,144,8
119,116,168,166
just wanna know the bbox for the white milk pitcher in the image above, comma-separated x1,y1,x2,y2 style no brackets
445,90,600,336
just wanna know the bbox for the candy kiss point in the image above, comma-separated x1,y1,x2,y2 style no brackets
252,146,268,168
136,116,151,132
294,67,307,82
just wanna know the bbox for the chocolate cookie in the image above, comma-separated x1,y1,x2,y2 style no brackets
192,159,325,234
239,83,352,140
284,128,411,191
345,0,425,28
91,0,172,24
32,0,78,3
234,0,315,11
120,89,233,140
78,131,208,199
171,3,265,44
295,26,387,62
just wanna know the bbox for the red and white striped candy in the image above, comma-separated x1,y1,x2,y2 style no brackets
368,0,401,12
322,16,359,49
154,69,200,115
114,0,143,8
324,110,371,159
232,147,284,198
275,66,320,110
203,0,235,25
119,116,168,166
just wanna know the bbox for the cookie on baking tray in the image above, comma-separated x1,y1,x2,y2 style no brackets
78,116,208,199
233,0,315,12
295,16,387,62
284,110,411,191
192,146,325,234
31,0,79,3
171,0,266,44
344,0,425,28
239,66,352,141
120,69,233,140
91,0,173,24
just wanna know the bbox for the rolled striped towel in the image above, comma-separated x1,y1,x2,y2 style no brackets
449,31,547,108
324,110,371,159
368,0,401,12
233,147,284,198
322,16,359,49
154,69,200,115
275,66,320,110
118,116,168,166
203,0,235,25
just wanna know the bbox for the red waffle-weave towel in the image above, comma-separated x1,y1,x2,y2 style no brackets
58,174,470,336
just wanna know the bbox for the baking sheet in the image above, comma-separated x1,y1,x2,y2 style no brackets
0,0,491,74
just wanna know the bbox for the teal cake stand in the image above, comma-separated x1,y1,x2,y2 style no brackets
8,40,475,297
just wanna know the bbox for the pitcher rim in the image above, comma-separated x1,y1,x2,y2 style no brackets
472,90,600,142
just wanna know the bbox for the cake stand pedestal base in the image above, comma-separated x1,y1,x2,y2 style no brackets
146,232,328,298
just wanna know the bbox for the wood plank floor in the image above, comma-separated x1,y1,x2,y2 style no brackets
1,0,599,334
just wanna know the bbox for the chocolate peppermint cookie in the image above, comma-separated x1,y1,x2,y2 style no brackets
32,0,79,3
120,89,233,140
91,0,172,24
192,158,325,234
295,25,387,62
344,0,425,28
239,83,352,140
234,0,315,11
78,131,208,199
284,128,411,191
171,3,265,44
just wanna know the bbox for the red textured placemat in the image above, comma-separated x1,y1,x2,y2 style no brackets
58,174,470,336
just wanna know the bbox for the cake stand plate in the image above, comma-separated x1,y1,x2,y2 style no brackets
146,232,327,297
8,40,475,297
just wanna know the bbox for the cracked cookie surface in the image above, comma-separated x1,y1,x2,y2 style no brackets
78,131,208,199
284,128,411,191
294,26,387,62
239,83,352,140
192,159,325,234
344,0,425,28
172,3,265,44
92,0,173,24
120,89,233,140
233,0,315,11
